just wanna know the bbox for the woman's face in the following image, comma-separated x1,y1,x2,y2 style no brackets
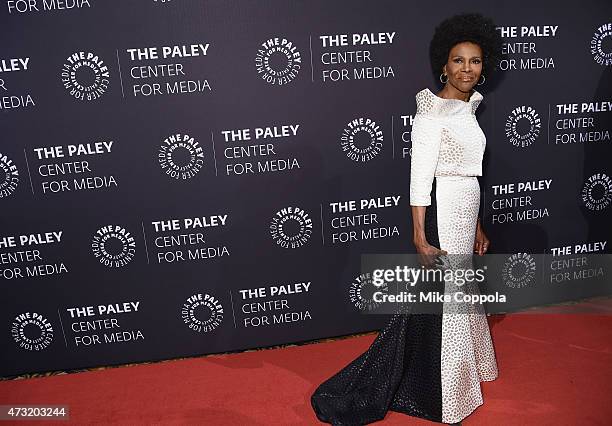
442,41,483,92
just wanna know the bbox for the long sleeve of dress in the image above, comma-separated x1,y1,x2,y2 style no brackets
410,114,442,206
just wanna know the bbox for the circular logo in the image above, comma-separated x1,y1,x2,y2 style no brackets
590,23,612,66
505,106,541,148
91,225,137,268
158,133,205,180
0,152,19,198
341,117,384,162
501,253,537,289
61,51,110,101
11,312,54,351
581,173,612,211
255,37,302,85
349,272,389,312
181,293,224,333
270,206,313,249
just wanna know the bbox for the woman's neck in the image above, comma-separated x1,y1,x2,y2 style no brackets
437,86,473,102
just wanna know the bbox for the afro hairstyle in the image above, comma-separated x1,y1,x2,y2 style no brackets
429,13,504,80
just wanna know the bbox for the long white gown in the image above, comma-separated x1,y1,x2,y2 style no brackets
311,87,499,425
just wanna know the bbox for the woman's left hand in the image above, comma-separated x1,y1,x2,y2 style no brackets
474,220,490,256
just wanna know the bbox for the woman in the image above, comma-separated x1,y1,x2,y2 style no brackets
311,13,503,425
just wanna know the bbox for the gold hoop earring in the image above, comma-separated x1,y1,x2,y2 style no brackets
439,73,448,84
477,75,485,86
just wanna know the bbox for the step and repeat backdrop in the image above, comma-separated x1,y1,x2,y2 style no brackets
1,0,611,377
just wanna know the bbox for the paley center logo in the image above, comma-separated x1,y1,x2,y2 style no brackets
502,253,537,289
255,37,302,85
505,105,541,148
341,117,384,162
158,133,205,180
590,22,612,66
581,172,612,211
181,292,224,333
348,272,389,312
61,51,110,101
11,312,54,351
91,225,137,268
0,152,19,198
269,206,313,249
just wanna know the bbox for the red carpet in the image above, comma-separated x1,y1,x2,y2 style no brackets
1,309,611,425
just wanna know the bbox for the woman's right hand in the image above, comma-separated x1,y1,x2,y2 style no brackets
414,240,448,268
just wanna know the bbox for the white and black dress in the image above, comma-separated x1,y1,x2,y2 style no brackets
311,88,499,425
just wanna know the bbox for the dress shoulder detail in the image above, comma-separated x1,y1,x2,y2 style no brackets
415,88,437,115
415,88,483,116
